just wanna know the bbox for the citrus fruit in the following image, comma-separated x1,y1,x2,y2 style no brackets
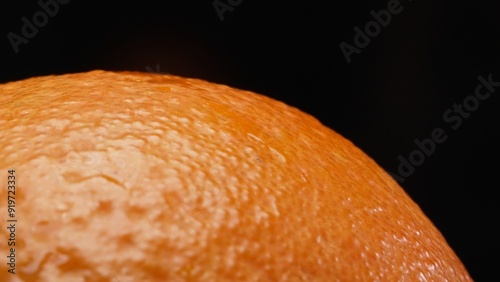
0,70,472,281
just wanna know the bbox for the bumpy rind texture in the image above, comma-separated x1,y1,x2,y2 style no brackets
0,70,472,281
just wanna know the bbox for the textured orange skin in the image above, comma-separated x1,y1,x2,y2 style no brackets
0,70,472,281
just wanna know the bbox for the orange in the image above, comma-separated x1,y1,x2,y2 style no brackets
0,70,472,281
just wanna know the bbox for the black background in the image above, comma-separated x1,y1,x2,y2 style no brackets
1,0,498,280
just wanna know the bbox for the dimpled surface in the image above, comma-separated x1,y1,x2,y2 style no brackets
0,70,472,281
